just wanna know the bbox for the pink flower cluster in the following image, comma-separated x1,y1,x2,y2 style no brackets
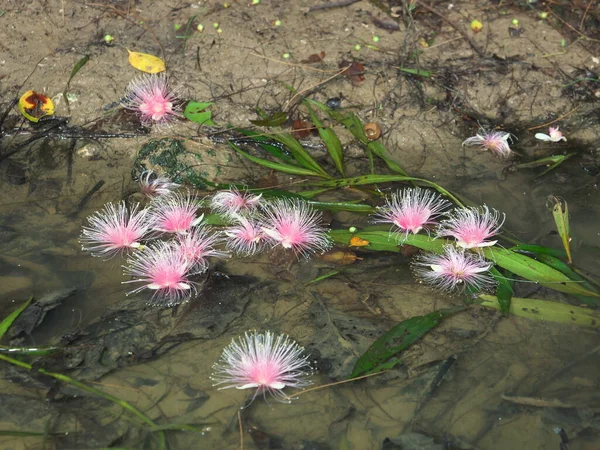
371,187,504,294
80,179,331,306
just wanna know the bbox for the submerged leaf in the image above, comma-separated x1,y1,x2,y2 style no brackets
250,111,288,127
351,307,463,377
320,250,359,265
184,101,214,125
227,141,326,178
479,294,600,328
127,49,166,73
489,267,513,315
0,297,32,341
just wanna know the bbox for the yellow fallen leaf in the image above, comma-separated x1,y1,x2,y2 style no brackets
350,236,370,247
127,49,166,73
18,90,54,123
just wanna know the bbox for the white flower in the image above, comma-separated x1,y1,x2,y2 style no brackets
535,126,566,143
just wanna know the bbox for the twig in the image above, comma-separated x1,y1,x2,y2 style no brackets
527,105,581,131
501,394,576,409
306,0,361,13
580,0,596,31
548,7,600,43
415,1,485,57
237,410,244,450
284,67,350,111
294,370,387,398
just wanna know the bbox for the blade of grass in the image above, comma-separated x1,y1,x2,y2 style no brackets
0,297,32,341
305,98,408,175
0,353,167,450
227,141,326,178
306,270,340,285
305,102,345,176
305,174,465,206
489,267,513,315
270,132,331,178
63,55,89,112
549,196,572,263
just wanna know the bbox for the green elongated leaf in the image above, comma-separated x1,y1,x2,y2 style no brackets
481,247,600,298
351,307,464,377
233,128,294,163
184,101,215,125
0,345,60,356
479,294,600,328
0,430,69,437
305,98,408,175
511,244,567,259
515,154,571,169
328,228,449,253
250,111,288,127
534,253,599,306
396,67,435,77
270,132,331,178
306,270,340,285
550,196,572,263
63,54,89,110
0,297,32,341
306,174,465,206
227,141,325,178
489,267,513,315
305,102,345,176
307,201,375,213
536,154,574,178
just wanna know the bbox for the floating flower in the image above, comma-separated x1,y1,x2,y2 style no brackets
260,199,331,258
122,241,199,306
211,330,313,404
462,129,514,159
372,187,450,239
413,246,495,294
138,170,180,198
149,191,203,234
535,126,567,143
224,215,265,256
437,205,505,249
80,201,153,259
210,187,262,218
121,73,180,126
174,226,228,272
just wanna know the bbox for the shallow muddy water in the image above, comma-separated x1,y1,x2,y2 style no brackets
1,1,600,449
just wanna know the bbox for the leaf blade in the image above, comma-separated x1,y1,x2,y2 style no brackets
0,297,33,341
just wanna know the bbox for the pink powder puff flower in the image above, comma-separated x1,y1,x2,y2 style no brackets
260,199,332,258
535,126,567,143
80,201,153,259
138,170,180,198
413,246,495,294
150,191,203,234
462,128,515,159
437,205,505,249
211,330,313,404
122,241,199,306
224,215,265,257
121,73,181,126
174,226,229,272
372,187,450,239
210,187,262,218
